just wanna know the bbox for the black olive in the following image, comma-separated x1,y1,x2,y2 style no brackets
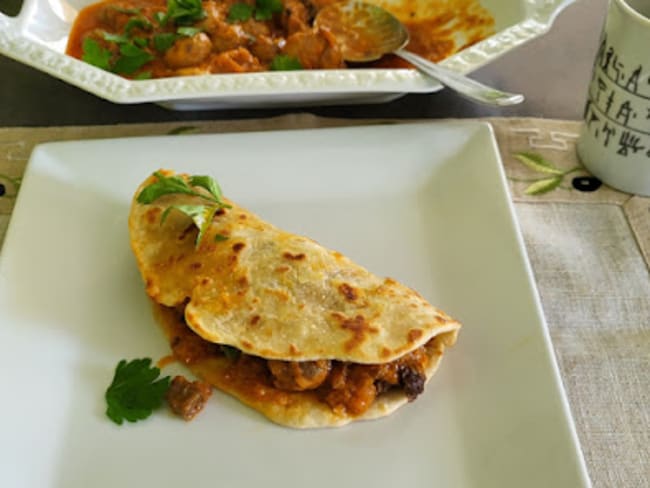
572,176,602,192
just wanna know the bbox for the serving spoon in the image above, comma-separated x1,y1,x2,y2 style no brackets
314,1,524,106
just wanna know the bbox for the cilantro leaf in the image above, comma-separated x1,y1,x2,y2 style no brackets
105,358,170,425
134,71,152,80
161,204,220,245
124,17,153,36
153,32,178,52
112,42,154,75
270,54,302,71
254,0,282,21
227,2,254,22
137,171,199,203
189,175,224,201
138,172,232,246
109,6,141,15
81,38,112,71
103,32,130,44
153,11,167,25
177,26,203,37
164,0,207,25
215,233,229,242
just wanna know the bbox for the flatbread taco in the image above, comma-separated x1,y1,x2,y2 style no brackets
129,170,461,428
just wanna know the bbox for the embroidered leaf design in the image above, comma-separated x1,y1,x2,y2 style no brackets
514,152,563,175
524,176,563,195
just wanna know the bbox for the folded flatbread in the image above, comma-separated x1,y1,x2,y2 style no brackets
129,170,461,428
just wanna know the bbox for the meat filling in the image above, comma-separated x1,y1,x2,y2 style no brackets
167,309,430,417
166,375,213,421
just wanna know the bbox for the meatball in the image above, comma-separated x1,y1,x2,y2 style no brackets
267,359,331,391
164,33,213,69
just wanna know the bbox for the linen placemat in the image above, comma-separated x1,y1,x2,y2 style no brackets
0,116,648,488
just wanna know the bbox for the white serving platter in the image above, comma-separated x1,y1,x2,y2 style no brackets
0,0,575,109
0,121,591,487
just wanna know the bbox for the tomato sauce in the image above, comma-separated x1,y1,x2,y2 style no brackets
66,0,494,78
154,301,437,417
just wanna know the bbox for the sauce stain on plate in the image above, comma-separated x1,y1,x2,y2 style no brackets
368,0,495,67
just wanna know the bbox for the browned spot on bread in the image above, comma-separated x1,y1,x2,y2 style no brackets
408,328,423,342
332,313,379,352
239,214,247,220
250,315,260,325
384,277,398,285
265,288,289,301
381,347,391,358
146,207,161,225
145,278,160,298
283,252,306,261
238,276,249,287
200,277,211,286
275,265,290,273
338,283,358,301
232,242,245,252
242,340,253,349
332,251,344,260
215,208,226,216
189,262,202,270
289,344,299,355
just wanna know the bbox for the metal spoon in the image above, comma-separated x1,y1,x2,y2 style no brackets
314,1,524,106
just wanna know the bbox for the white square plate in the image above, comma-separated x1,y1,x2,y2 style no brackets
0,0,575,109
0,122,590,487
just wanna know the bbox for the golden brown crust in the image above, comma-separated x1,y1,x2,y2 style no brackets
129,170,461,364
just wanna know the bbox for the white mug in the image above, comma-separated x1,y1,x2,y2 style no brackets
577,0,650,196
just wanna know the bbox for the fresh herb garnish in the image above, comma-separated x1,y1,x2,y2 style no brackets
153,32,178,52
124,17,153,36
112,42,154,74
153,11,167,25
134,71,153,80
81,38,112,70
214,233,229,242
137,171,231,246
163,0,206,26
176,26,203,37
227,0,281,23
270,54,302,71
227,2,254,22
109,5,141,15
254,0,282,21
105,358,171,425
102,32,130,44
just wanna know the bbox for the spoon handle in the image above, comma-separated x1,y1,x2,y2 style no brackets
394,49,524,107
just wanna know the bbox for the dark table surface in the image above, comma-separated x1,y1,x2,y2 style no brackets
0,0,605,127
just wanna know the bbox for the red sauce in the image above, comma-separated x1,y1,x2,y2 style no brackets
153,302,437,417
66,0,494,78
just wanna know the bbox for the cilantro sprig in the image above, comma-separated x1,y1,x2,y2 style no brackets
160,0,206,26
270,54,302,71
227,0,282,23
137,171,231,246
105,358,171,425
